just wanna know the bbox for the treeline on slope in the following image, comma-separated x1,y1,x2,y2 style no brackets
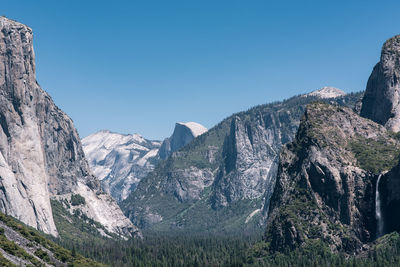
50,227,400,267
249,231,400,267
54,232,253,267
50,197,252,266
49,174,400,267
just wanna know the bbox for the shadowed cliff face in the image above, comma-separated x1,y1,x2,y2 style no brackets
380,165,400,236
0,17,139,238
265,103,400,254
361,35,400,132
158,122,208,160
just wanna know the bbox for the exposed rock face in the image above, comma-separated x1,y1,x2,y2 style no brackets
82,130,161,202
121,92,362,232
379,165,400,236
361,35,400,132
0,17,138,238
265,103,400,254
305,86,346,99
158,122,207,160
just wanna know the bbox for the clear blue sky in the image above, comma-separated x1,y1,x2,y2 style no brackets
2,1,400,140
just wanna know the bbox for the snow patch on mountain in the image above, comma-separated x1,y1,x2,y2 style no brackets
305,86,346,99
82,131,161,202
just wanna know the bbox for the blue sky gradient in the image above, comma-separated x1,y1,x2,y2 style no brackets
2,1,400,139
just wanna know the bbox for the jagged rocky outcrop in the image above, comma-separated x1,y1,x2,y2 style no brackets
121,90,362,233
264,103,400,254
0,17,139,238
82,130,161,202
361,35,400,132
158,122,207,160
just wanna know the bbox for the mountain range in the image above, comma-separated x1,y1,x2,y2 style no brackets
82,122,208,202
2,15,400,266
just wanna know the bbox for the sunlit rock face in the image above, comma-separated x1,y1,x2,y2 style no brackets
361,35,400,132
0,16,139,238
158,122,208,160
82,130,161,202
264,103,400,254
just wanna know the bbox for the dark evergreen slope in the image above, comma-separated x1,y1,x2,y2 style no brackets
259,102,400,256
121,91,363,233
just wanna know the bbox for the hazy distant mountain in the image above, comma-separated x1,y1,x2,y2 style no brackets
82,131,162,202
82,122,207,202
304,86,346,99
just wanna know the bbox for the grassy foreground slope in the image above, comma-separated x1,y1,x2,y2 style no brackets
0,212,104,267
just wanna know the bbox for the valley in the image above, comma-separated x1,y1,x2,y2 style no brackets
1,8,400,266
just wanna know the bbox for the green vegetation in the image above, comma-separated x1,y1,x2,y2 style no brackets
70,194,86,206
350,135,400,174
0,252,17,267
51,199,117,244
56,232,253,267
34,248,51,263
50,227,400,267
249,232,400,266
0,212,105,267
0,232,44,266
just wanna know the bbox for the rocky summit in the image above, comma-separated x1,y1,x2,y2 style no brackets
158,122,208,160
0,17,139,238
361,35,400,132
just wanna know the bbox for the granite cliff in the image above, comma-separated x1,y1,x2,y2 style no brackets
361,35,400,132
263,103,400,254
0,17,139,238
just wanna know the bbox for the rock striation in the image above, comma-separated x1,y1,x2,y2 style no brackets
158,122,207,160
264,103,400,254
0,17,139,238
82,130,161,202
361,35,400,132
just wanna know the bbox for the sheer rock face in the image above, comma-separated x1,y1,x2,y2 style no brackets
0,17,139,238
210,114,284,209
361,35,400,132
380,165,400,236
158,122,207,160
265,103,400,254
82,130,161,203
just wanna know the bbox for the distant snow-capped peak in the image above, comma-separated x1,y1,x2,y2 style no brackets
305,86,346,99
